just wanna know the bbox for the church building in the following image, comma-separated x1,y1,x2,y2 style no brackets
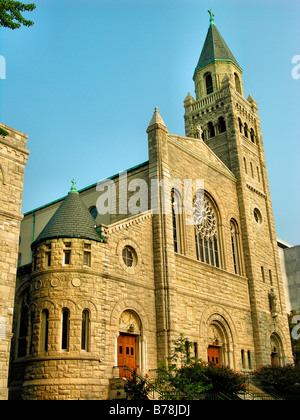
8,12,293,399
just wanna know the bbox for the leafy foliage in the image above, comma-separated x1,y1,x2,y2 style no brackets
252,364,300,396
124,370,150,400
0,1,36,29
0,127,9,137
123,335,247,400
155,334,245,399
203,363,245,395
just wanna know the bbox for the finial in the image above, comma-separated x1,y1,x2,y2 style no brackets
147,106,168,132
208,9,215,25
70,179,79,194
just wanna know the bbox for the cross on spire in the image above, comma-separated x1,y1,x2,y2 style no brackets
208,9,215,24
70,179,78,194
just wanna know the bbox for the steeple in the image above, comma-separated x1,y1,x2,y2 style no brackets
191,11,244,103
194,10,242,80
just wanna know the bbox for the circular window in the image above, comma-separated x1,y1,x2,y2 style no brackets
253,208,262,224
122,246,137,268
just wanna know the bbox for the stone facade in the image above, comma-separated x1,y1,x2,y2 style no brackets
278,239,300,313
7,17,294,400
0,123,29,400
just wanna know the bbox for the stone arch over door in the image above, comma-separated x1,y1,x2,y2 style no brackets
110,299,150,375
200,305,237,369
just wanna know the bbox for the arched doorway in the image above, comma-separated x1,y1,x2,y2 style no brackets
117,310,141,377
206,315,234,368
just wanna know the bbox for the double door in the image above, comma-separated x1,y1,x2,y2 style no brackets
207,346,220,366
117,334,136,377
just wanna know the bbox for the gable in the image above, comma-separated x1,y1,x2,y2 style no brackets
167,134,235,180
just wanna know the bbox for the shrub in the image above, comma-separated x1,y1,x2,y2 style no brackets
203,363,245,396
124,370,150,400
252,364,300,396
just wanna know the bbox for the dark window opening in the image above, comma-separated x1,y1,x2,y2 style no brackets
208,122,215,138
218,117,226,133
205,74,213,95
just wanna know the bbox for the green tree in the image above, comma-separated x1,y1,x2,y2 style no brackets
0,1,36,29
155,334,211,399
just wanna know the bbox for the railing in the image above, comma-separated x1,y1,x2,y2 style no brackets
113,365,165,400
115,366,235,400
114,365,299,400
114,365,206,400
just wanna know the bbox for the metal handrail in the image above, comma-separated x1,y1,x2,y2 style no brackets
117,365,214,400
114,365,164,400
114,365,203,400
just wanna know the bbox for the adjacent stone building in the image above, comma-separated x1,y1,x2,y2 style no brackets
278,239,300,314
0,123,29,399
8,14,293,400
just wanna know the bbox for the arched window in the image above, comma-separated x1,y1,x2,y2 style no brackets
40,309,49,352
250,128,255,143
230,219,241,275
18,298,29,357
247,350,252,369
234,73,241,94
250,161,254,177
218,117,226,133
243,157,247,174
241,349,245,369
207,122,215,138
61,308,70,351
171,189,182,253
205,73,213,95
81,310,90,351
238,118,243,134
244,123,249,138
194,193,220,268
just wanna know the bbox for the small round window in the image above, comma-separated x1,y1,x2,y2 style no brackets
122,246,137,268
253,208,262,224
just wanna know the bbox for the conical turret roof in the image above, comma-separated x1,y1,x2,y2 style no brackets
32,180,102,247
194,11,242,79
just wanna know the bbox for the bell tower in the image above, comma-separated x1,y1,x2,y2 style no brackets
184,11,293,366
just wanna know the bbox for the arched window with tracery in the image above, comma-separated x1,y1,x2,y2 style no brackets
171,189,182,253
194,193,220,268
230,219,241,275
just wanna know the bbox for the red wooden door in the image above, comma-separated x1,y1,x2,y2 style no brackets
207,346,220,366
117,334,136,377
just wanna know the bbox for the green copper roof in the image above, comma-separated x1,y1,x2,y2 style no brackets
32,181,102,247
193,13,242,79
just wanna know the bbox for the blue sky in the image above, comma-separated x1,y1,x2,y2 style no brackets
0,0,299,245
